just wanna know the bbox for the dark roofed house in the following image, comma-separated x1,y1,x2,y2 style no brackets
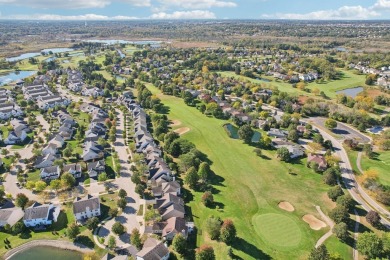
0,208,24,227
63,163,82,178
162,217,188,240
136,237,170,260
73,195,101,221
87,160,106,178
23,202,60,227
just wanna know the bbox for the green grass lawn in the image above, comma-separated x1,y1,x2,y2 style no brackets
27,169,41,182
0,125,9,140
145,84,351,259
67,140,83,157
360,151,390,187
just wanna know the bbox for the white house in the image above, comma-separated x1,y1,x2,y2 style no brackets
40,166,61,180
42,143,58,156
0,208,24,227
23,203,60,227
73,195,101,221
4,130,27,145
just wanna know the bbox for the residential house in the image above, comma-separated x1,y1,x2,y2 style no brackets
155,194,185,221
0,208,24,227
42,143,59,156
267,128,288,139
34,154,60,169
87,160,105,178
136,238,170,260
63,163,82,178
73,195,101,221
82,141,104,161
23,202,60,227
48,134,65,149
307,153,327,171
4,130,27,145
162,217,188,240
40,166,61,180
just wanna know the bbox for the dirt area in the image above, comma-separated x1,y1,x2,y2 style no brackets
365,88,390,98
170,120,182,126
174,127,190,135
278,201,295,212
302,214,327,230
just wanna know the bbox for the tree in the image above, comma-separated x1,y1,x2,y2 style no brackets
15,193,29,209
287,129,299,142
61,172,76,189
196,245,215,260
50,179,61,192
327,186,344,201
277,147,290,162
323,168,338,186
325,119,337,129
205,216,222,240
238,124,254,144
67,222,80,240
118,189,127,198
108,208,119,218
98,173,108,182
12,222,24,235
333,222,349,241
63,147,72,158
184,167,199,189
198,162,211,182
329,205,349,224
261,135,272,148
313,133,324,144
108,236,116,249
357,232,383,259
85,217,99,230
336,195,355,211
201,191,214,207
253,148,262,157
112,222,125,235
220,219,237,245
26,181,36,190
117,198,127,210
308,244,330,260
366,210,381,227
131,228,142,250
35,181,47,192
172,233,187,255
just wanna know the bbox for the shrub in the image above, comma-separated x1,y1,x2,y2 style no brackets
327,186,344,201
201,191,214,207
205,216,222,240
366,211,381,227
220,219,236,245
333,222,349,241
196,245,215,260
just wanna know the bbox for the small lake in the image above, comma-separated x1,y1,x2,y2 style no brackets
117,49,125,58
336,87,364,98
0,70,36,86
6,48,74,62
9,246,83,260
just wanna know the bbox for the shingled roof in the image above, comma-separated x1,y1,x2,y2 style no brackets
73,195,100,214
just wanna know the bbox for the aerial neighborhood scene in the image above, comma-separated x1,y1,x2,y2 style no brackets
1,0,390,260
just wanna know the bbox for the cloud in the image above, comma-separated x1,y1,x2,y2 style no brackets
157,0,236,9
265,5,380,20
0,0,151,9
371,0,390,10
0,13,138,20
150,10,216,19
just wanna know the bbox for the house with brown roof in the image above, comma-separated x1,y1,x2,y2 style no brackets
307,153,327,171
136,237,169,260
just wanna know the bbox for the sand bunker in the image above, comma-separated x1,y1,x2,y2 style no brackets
174,127,190,135
302,214,326,230
170,120,181,126
278,201,295,212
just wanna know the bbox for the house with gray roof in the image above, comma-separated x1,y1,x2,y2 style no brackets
40,166,61,181
0,208,24,227
136,237,169,260
23,202,60,227
73,195,101,221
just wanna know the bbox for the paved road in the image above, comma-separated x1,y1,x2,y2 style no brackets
305,118,390,228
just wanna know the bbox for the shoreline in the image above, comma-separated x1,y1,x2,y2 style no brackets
3,239,94,260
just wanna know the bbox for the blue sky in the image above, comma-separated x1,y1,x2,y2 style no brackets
0,0,389,20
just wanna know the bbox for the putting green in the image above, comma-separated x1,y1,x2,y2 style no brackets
253,213,302,248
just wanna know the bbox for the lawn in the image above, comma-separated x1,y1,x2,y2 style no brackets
145,84,351,259
360,151,390,187
27,169,41,182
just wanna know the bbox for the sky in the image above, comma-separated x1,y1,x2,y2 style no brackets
0,0,389,20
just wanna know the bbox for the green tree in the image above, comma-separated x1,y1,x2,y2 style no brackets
329,205,349,224
108,208,119,218
98,173,108,182
184,167,199,189
323,168,338,186
172,233,187,255
287,129,299,142
61,172,76,189
196,245,215,260
238,124,254,144
201,191,214,207
12,222,24,235
277,147,290,162
308,244,330,260
357,232,383,259
50,179,61,192
108,236,116,249
327,186,344,201
325,119,337,129
366,210,381,227
117,198,127,210
85,217,99,230
35,181,47,192
130,228,142,250
67,222,80,240
26,181,36,190
220,219,236,245
118,189,127,198
112,222,125,235
198,162,211,182
336,195,355,211
333,222,349,241
205,216,222,240
15,193,29,209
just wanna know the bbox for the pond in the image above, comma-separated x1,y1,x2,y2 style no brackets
117,49,125,58
9,246,83,260
336,87,364,98
0,70,36,86
6,48,74,62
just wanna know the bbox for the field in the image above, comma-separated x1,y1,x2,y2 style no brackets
218,69,367,99
360,151,390,187
145,84,351,259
